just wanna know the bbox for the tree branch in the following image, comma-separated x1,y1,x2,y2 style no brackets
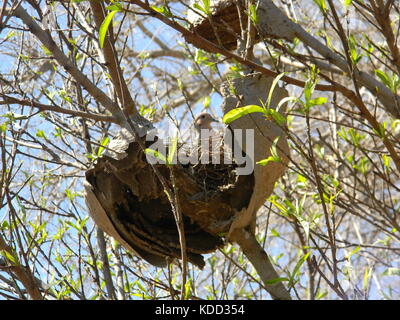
0,95,118,123
9,5,126,123
89,0,138,115
0,234,43,300
229,228,292,300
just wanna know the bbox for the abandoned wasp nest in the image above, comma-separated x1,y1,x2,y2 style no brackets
84,129,254,269
186,0,261,52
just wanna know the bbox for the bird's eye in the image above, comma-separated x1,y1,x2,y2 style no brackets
201,115,205,119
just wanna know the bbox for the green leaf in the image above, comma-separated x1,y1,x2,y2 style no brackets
184,279,193,299
193,0,211,15
270,228,280,237
65,189,78,201
348,35,362,64
257,137,281,166
247,3,258,24
41,45,52,56
266,73,286,107
53,126,63,138
99,9,120,48
382,268,400,276
304,79,315,102
256,156,278,166
308,97,327,106
203,96,211,108
363,267,371,290
144,148,167,164
4,31,15,41
344,0,352,7
345,246,360,260
264,277,289,285
0,220,9,230
289,252,311,284
135,280,147,293
381,154,391,169
0,250,19,266
313,0,327,12
97,136,110,157
106,3,122,11
265,108,287,126
276,96,298,112
315,289,328,300
375,69,397,92
36,129,47,139
202,0,211,13
222,105,266,124
151,5,172,17
167,136,178,166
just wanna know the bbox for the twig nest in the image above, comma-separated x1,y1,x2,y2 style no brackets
186,0,260,52
84,129,254,269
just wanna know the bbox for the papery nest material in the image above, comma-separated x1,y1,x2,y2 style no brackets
186,0,261,52
84,132,254,269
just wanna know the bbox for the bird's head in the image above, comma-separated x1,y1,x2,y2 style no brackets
194,112,218,131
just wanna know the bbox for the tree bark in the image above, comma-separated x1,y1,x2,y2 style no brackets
230,228,291,300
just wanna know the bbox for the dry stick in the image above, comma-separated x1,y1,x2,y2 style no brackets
369,0,400,71
1,135,68,300
96,228,117,299
88,1,133,301
234,8,291,299
305,112,341,293
0,95,118,123
121,116,189,299
0,132,8,210
89,0,137,116
229,228,291,300
292,221,315,300
111,244,127,300
258,0,400,118
169,168,188,300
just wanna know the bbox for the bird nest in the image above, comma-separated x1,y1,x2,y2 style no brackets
85,132,254,268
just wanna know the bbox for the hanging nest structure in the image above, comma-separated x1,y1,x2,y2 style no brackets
84,73,289,270
186,0,261,53
84,131,254,268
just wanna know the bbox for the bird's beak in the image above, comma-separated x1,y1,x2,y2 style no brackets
211,117,219,123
